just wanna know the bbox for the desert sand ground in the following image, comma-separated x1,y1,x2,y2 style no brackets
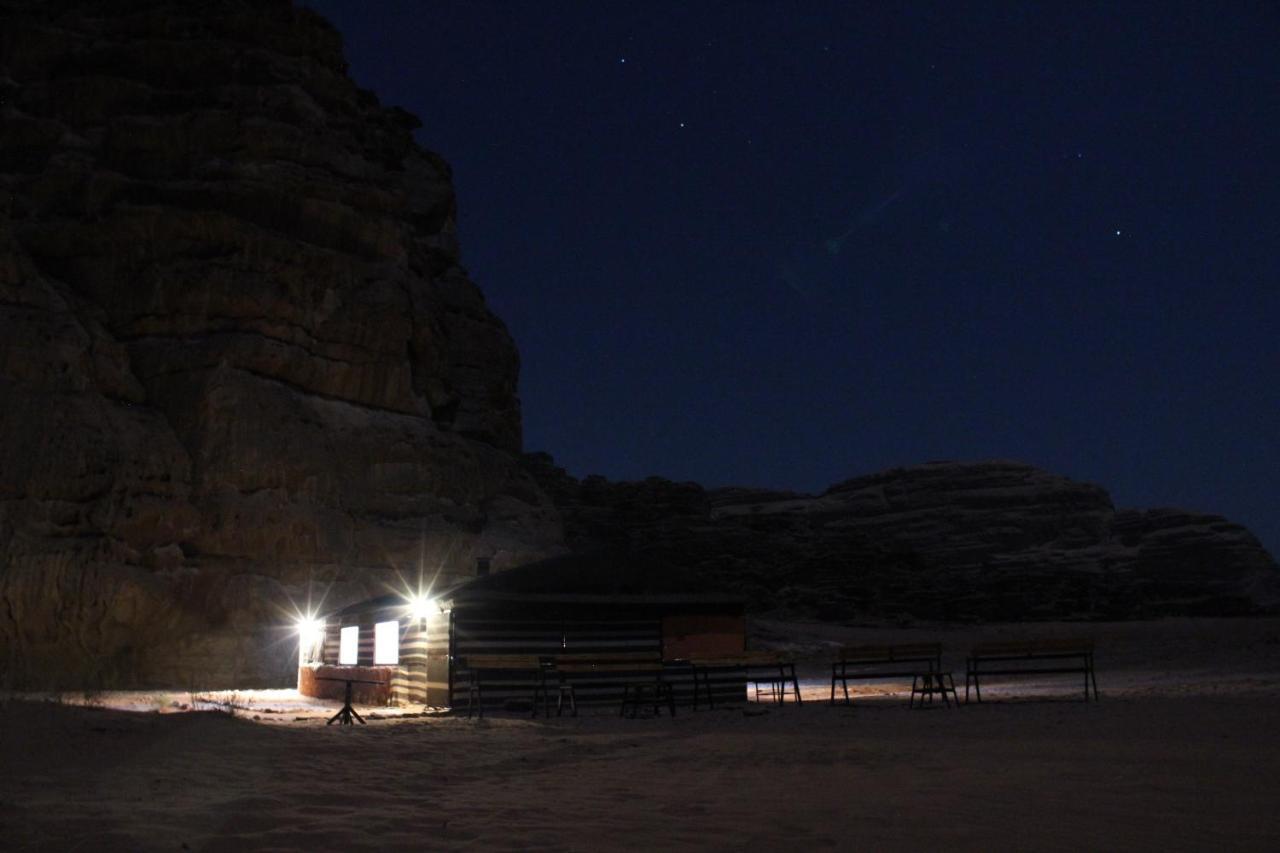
4,617,1280,851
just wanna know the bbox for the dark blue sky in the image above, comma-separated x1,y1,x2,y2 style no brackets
305,1,1279,556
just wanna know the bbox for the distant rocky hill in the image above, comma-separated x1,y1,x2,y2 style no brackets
0,1,560,689
524,454,1280,622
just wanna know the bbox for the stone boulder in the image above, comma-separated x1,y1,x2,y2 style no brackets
0,0,561,689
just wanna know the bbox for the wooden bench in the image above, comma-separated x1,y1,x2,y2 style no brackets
550,652,675,718
686,651,802,709
829,643,943,705
457,655,555,718
965,639,1098,702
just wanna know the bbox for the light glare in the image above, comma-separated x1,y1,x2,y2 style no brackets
297,617,322,644
408,595,432,621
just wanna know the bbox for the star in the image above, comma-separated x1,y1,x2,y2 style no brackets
1114,230,1122,236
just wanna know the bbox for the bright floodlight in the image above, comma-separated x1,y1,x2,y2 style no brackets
297,617,323,663
296,617,322,645
407,594,432,621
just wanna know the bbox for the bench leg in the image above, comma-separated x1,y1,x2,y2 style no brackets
467,675,481,719
698,669,717,710
790,664,802,705
652,681,675,718
1090,661,1100,701
830,669,851,705
557,683,577,717
966,668,981,704
831,673,851,706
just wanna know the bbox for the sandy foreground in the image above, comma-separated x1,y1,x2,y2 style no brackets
3,618,1280,852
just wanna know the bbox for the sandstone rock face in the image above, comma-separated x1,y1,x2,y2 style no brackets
525,455,1279,622
0,1,561,689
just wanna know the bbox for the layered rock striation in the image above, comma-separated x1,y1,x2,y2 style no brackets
0,0,561,689
524,455,1279,622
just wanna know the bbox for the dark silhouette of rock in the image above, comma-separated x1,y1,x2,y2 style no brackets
523,454,1279,622
0,1,561,689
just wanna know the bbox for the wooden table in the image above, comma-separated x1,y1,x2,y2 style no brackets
316,676,385,725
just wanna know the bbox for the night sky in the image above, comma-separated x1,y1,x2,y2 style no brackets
304,1,1279,556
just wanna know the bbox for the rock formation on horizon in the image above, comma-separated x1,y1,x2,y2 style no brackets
0,0,561,689
524,455,1280,622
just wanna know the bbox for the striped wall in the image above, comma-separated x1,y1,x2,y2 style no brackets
391,618,429,706
447,606,745,712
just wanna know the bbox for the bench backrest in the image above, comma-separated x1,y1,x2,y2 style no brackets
971,639,1094,657
459,654,545,670
836,643,942,663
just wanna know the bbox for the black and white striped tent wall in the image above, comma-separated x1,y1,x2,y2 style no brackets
440,596,747,711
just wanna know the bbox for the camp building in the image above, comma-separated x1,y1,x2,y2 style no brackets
297,553,747,711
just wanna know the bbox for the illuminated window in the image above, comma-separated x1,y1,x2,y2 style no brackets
339,625,359,665
374,620,399,665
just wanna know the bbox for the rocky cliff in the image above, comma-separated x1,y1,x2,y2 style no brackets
0,0,561,689
524,455,1280,622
